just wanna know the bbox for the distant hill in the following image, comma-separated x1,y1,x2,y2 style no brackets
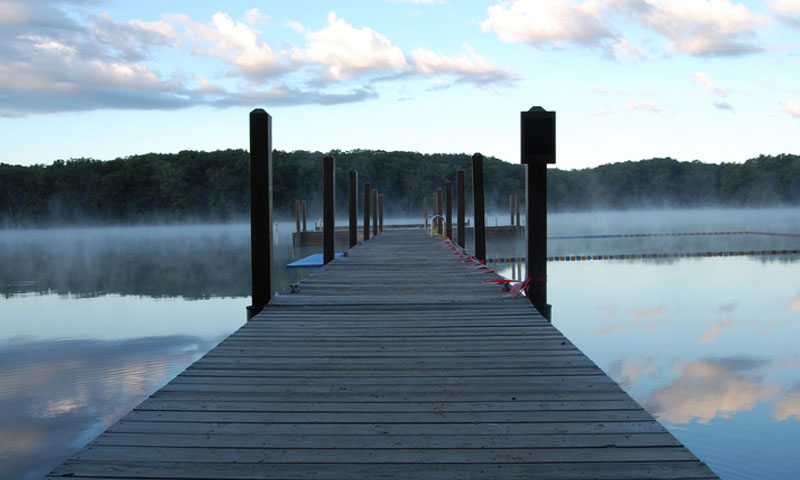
1,150,798,226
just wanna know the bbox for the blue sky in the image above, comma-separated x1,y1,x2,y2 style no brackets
0,0,798,169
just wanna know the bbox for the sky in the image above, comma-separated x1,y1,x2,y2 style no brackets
0,0,798,170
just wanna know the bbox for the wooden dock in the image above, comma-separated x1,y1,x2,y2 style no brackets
47,229,718,479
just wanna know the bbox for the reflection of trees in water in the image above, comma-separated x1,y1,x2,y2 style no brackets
0,224,294,299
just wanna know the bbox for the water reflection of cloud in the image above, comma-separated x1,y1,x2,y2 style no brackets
630,305,665,321
697,318,737,344
774,397,800,421
717,301,738,314
610,357,658,389
594,324,630,336
645,357,776,425
596,305,618,319
787,292,800,312
594,305,666,336
0,336,211,480
773,382,800,422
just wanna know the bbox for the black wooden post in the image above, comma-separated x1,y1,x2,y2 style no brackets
323,155,335,265
247,108,273,320
509,194,514,226
424,197,428,229
295,199,301,233
457,170,465,248
515,194,520,229
521,106,555,321
372,189,378,236
379,193,384,232
349,171,358,248
363,182,371,241
445,182,452,239
472,153,486,262
302,201,307,232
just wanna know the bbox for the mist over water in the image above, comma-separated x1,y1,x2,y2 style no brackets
1,207,799,479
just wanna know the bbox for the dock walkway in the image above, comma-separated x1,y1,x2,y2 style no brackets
48,229,718,479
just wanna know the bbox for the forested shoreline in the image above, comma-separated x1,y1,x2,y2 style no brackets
1,150,798,227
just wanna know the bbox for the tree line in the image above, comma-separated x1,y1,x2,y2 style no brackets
1,150,798,226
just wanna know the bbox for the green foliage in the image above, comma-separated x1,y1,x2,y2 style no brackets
1,151,798,226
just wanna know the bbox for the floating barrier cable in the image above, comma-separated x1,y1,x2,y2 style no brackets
549,231,800,240
484,249,800,263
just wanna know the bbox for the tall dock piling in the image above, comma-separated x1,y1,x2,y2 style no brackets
457,170,465,248
247,108,273,320
349,171,358,248
379,193,384,233
363,183,371,242
372,189,378,236
323,156,335,265
472,153,486,263
521,106,555,321
445,181,452,239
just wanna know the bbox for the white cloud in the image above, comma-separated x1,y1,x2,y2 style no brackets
714,101,735,113
170,12,285,79
692,72,729,96
90,12,178,62
627,100,662,113
588,85,625,95
243,8,270,26
0,4,513,116
482,0,766,57
611,37,648,58
771,0,800,13
0,2,197,116
635,0,766,56
290,11,407,81
481,0,617,48
408,44,516,86
388,0,444,3
0,1,29,27
769,0,800,25
784,101,800,118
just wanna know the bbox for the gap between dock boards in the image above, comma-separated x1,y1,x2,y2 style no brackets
47,229,719,480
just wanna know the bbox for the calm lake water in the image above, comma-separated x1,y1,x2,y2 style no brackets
1,208,799,480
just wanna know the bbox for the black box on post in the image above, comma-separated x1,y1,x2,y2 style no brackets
521,107,555,165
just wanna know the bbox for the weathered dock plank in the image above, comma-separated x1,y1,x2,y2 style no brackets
47,229,718,479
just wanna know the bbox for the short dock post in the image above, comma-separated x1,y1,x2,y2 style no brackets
363,182,371,241
424,197,428,229
521,106,555,321
295,200,301,233
457,170,465,248
348,171,358,248
509,194,514,226
372,189,378,236
432,192,438,233
379,193,384,232
247,108,273,320
472,153,486,262
445,182,452,239
323,155,335,265
436,188,443,236
302,201,307,232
